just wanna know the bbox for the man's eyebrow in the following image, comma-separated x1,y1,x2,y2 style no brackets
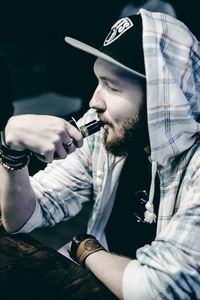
99,76,119,85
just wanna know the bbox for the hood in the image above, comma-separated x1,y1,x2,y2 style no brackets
140,9,200,167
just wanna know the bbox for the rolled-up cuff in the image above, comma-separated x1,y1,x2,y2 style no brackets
123,260,153,300
11,200,44,234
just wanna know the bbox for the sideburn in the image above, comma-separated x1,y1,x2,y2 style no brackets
103,104,149,157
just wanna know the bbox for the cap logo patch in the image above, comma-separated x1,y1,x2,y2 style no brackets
104,17,133,46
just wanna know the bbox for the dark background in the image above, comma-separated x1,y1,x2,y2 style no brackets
0,0,126,109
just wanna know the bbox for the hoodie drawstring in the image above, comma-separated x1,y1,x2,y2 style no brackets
144,160,157,223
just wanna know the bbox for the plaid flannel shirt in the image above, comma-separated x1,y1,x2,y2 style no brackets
18,9,200,299
123,9,200,299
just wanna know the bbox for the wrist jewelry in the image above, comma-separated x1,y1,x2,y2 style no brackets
68,234,106,267
0,131,31,171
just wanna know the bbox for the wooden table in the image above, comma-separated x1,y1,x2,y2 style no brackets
0,226,117,300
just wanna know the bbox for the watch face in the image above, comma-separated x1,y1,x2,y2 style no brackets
84,239,102,251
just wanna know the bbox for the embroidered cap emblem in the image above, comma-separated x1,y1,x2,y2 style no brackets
104,17,133,46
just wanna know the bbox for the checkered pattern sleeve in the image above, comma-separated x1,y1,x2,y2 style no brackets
123,144,200,299
16,109,100,232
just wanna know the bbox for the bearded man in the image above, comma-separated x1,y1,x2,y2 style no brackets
1,10,200,299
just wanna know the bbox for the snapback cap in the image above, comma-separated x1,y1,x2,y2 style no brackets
65,14,145,78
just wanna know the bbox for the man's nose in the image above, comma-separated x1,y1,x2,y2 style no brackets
89,86,106,111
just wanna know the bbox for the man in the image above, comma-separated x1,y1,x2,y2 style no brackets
1,8,200,299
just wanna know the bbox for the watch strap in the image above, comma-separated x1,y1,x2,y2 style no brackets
68,234,106,267
77,238,105,266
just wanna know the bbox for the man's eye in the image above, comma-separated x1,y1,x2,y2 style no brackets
104,82,119,92
108,86,119,92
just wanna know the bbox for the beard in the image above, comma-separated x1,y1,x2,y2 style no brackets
102,107,149,157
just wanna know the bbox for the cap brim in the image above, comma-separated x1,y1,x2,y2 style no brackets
64,37,146,79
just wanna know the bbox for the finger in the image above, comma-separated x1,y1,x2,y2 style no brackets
54,142,68,160
63,138,74,151
54,138,77,159
34,151,54,163
63,138,76,154
55,142,76,159
65,121,83,148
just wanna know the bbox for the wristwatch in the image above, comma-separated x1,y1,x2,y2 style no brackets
68,234,105,267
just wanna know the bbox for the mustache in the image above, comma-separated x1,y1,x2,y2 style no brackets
97,113,113,127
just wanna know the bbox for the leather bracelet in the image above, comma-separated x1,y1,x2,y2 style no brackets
0,131,30,158
76,238,105,267
68,234,106,267
0,131,31,170
0,150,29,163
0,153,31,171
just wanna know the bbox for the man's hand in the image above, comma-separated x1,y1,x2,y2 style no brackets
4,114,83,163
67,234,131,299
